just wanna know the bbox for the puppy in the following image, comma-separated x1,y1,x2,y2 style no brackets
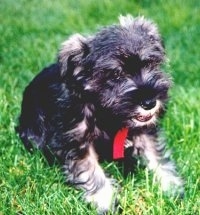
17,15,184,213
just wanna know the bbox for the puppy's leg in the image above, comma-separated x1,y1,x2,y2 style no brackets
133,134,184,196
64,144,116,213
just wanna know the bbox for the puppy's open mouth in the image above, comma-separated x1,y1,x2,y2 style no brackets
133,114,153,122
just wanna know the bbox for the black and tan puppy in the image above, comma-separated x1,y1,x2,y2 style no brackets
17,15,183,213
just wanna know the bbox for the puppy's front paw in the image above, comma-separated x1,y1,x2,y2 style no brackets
160,173,184,198
85,178,118,214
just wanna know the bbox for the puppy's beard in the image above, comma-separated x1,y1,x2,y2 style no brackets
131,100,162,127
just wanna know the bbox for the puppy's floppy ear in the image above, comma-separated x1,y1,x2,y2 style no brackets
58,34,88,76
119,15,165,64
119,15,159,39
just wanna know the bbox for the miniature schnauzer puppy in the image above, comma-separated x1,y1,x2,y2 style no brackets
17,15,184,213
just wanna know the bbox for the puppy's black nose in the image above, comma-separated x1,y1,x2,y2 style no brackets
141,99,156,110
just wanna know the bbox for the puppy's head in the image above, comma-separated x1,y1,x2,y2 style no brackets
58,15,171,128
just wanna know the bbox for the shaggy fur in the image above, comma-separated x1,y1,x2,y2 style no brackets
17,15,184,213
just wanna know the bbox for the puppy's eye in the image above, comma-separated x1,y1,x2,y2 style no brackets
113,69,125,79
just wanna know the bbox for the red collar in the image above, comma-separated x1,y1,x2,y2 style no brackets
113,127,128,160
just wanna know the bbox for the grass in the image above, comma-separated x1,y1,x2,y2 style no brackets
0,0,200,214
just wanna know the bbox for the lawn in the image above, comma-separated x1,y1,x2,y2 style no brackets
0,0,200,214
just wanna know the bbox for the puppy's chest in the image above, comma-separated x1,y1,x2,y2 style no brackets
94,127,135,160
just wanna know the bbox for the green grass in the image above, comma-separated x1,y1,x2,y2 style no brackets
0,0,200,214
